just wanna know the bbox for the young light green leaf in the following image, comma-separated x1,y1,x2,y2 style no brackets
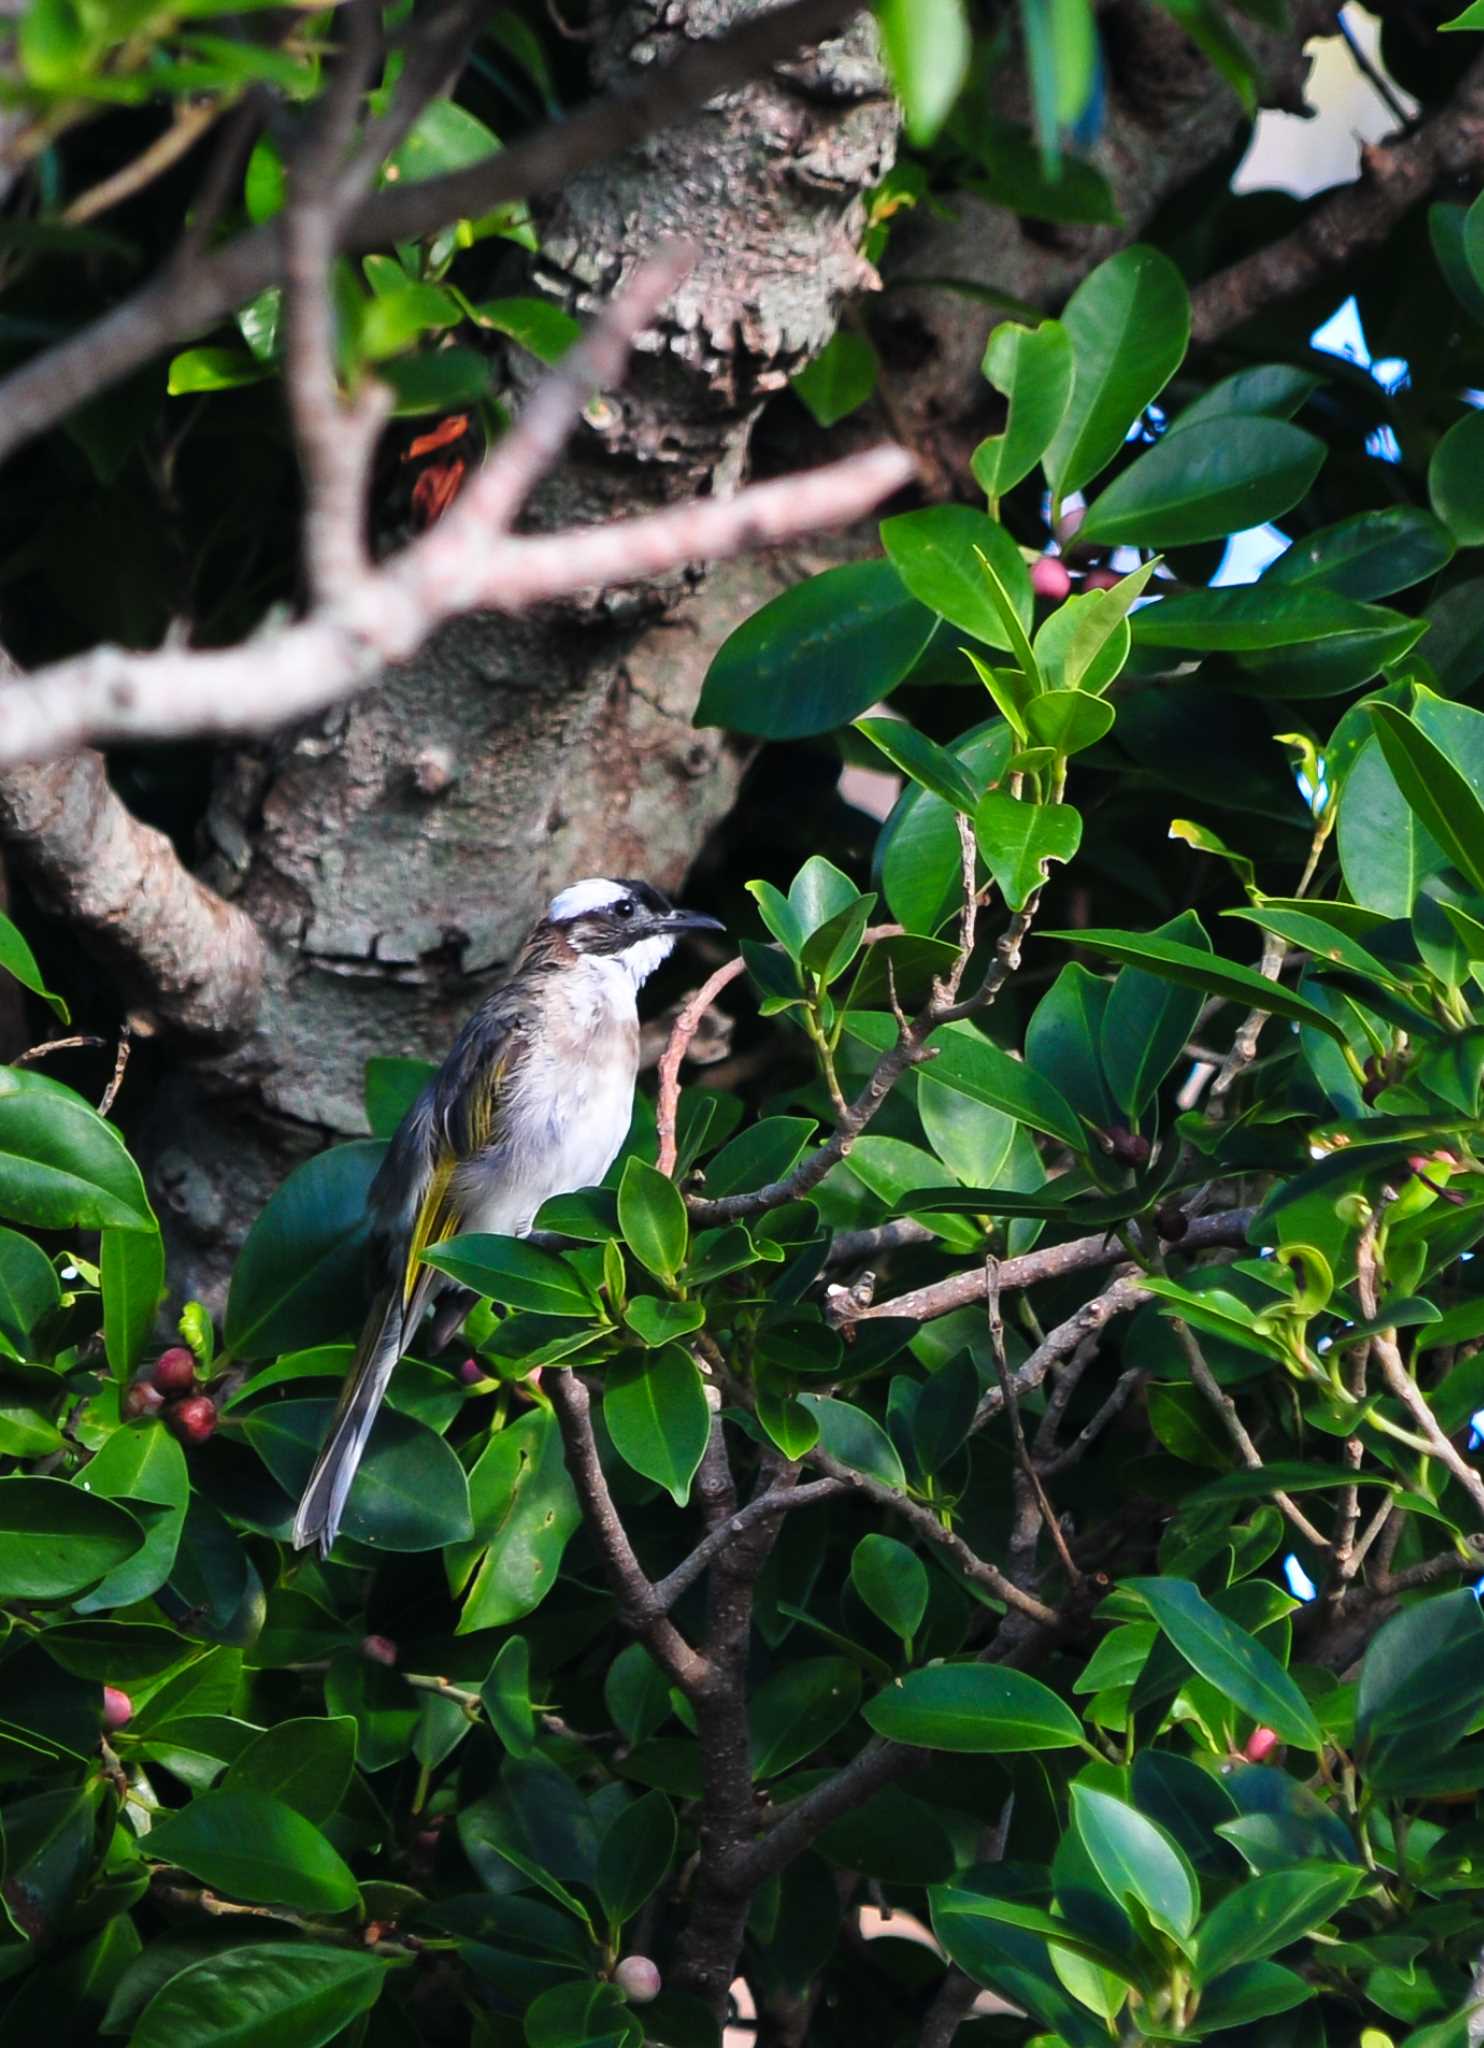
975,794,1082,909
881,506,1033,654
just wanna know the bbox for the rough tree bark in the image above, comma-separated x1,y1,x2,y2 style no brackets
124,0,898,1304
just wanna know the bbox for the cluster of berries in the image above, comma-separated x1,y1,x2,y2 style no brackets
121,1346,216,1444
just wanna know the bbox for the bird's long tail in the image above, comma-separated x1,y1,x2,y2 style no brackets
292,1282,404,1560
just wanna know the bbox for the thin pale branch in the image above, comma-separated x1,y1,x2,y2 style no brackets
653,1477,842,1610
1172,1317,1329,1548
655,955,748,1179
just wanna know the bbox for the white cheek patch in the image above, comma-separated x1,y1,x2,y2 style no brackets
548,877,628,921
621,934,675,988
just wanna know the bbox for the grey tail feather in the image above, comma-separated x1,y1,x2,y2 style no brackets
292,1284,404,1560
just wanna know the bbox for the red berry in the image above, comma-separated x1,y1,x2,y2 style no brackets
165,1394,217,1446
1031,555,1072,601
1244,1725,1280,1764
361,1634,399,1667
122,1381,164,1420
1106,1127,1151,1167
102,1685,133,1731
614,1956,662,2003
150,1347,197,1395
1082,568,1121,590
458,1357,489,1385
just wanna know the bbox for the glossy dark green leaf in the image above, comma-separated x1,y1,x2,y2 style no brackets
862,1663,1084,1751
881,505,1033,653
1080,418,1324,547
0,908,68,1021
622,1295,705,1347
1369,699,1484,896
618,1157,688,1284
0,1068,155,1234
696,562,937,739
1132,584,1401,651
1263,506,1454,600
0,1224,59,1352
448,1404,579,1629
1192,1960,1312,2031
482,1636,536,1757
751,1656,862,1777
1026,962,1116,1129
0,1476,142,1599
225,1140,383,1359
1356,1586,1484,1787
362,1055,434,1139
702,1117,817,1200
100,1224,164,1379
1045,245,1190,500
1167,364,1321,434
1194,1865,1361,1983
146,1790,359,1912
1127,1576,1320,1747
892,1016,1084,1150
603,1345,709,1505
1073,1783,1197,1942
1100,909,1210,1117
73,1424,188,1612
1338,732,1444,917
1043,927,1347,1041
1430,405,1484,545
243,1398,472,1552
799,1394,906,1489
596,1789,677,1930
129,1945,384,2048
216,1719,352,1829
855,716,980,812
972,317,1074,497
850,1533,928,1644
422,1232,595,1315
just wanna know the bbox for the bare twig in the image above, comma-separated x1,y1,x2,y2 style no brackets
985,1258,1080,1584
1038,1366,1145,1477
62,99,225,225
98,1026,132,1117
854,1209,1254,1329
655,956,748,1178
1373,1329,1484,1523
1172,1318,1329,1548
972,1275,1150,1435
545,1370,709,1694
15,1033,105,1064
653,1478,842,1610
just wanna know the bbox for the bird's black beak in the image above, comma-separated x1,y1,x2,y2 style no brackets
664,907,725,935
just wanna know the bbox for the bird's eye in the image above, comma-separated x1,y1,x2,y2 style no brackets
614,898,635,919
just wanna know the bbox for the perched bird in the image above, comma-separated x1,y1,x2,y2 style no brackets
292,877,722,1559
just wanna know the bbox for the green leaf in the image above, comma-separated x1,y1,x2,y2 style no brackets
482,1637,535,1757
0,1068,155,1234
968,129,1120,227
1356,1586,1484,1787
696,562,936,739
1101,909,1210,1117
799,1393,906,1489
603,1345,709,1505
362,1055,434,1139
449,1405,579,1629
100,1225,164,1379
1126,1576,1321,1748
73,1426,188,1613
1022,691,1114,756
224,1716,357,1825
146,1790,359,1913
243,1399,472,1552
0,908,67,1021
1430,406,1484,544
1167,364,1321,435
1131,584,1399,651
904,1016,1085,1151
863,1663,1085,1751
850,1533,929,1645
622,1295,705,1346
751,1656,862,1776
791,328,877,427
1019,0,1098,169
387,97,500,180
1264,506,1455,601
0,1476,142,1599
466,294,580,364
1338,733,1443,917
1194,1961,1312,2031
1042,926,1348,1041
618,1157,688,1284
881,506,1033,654
129,1945,384,2048
1072,1783,1197,1942
875,0,970,141
225,1140,383,1359
975,794,1081,909
421,1233,596,1315
1034,557,1159,695
702,1117,817,1199
919,1072,1017,1187
1045,246,1190,501
166,347,270,394
596,1790,677,1931
1026,962,1116,1129
1194,1866,1361,1983
1080,418,1324,547
855,717,980,812
0,1225,58,1352
1369,699,1484,896
972,318,1074,499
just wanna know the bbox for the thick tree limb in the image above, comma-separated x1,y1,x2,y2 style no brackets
0,750,263,1041
0,0,863,469
1191,44,1484,344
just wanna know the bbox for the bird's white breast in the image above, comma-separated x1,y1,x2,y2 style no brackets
455,956,640,1239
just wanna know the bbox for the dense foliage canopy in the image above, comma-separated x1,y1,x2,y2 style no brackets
10,0,1484,2045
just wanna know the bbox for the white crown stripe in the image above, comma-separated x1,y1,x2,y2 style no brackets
547,878,630,921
